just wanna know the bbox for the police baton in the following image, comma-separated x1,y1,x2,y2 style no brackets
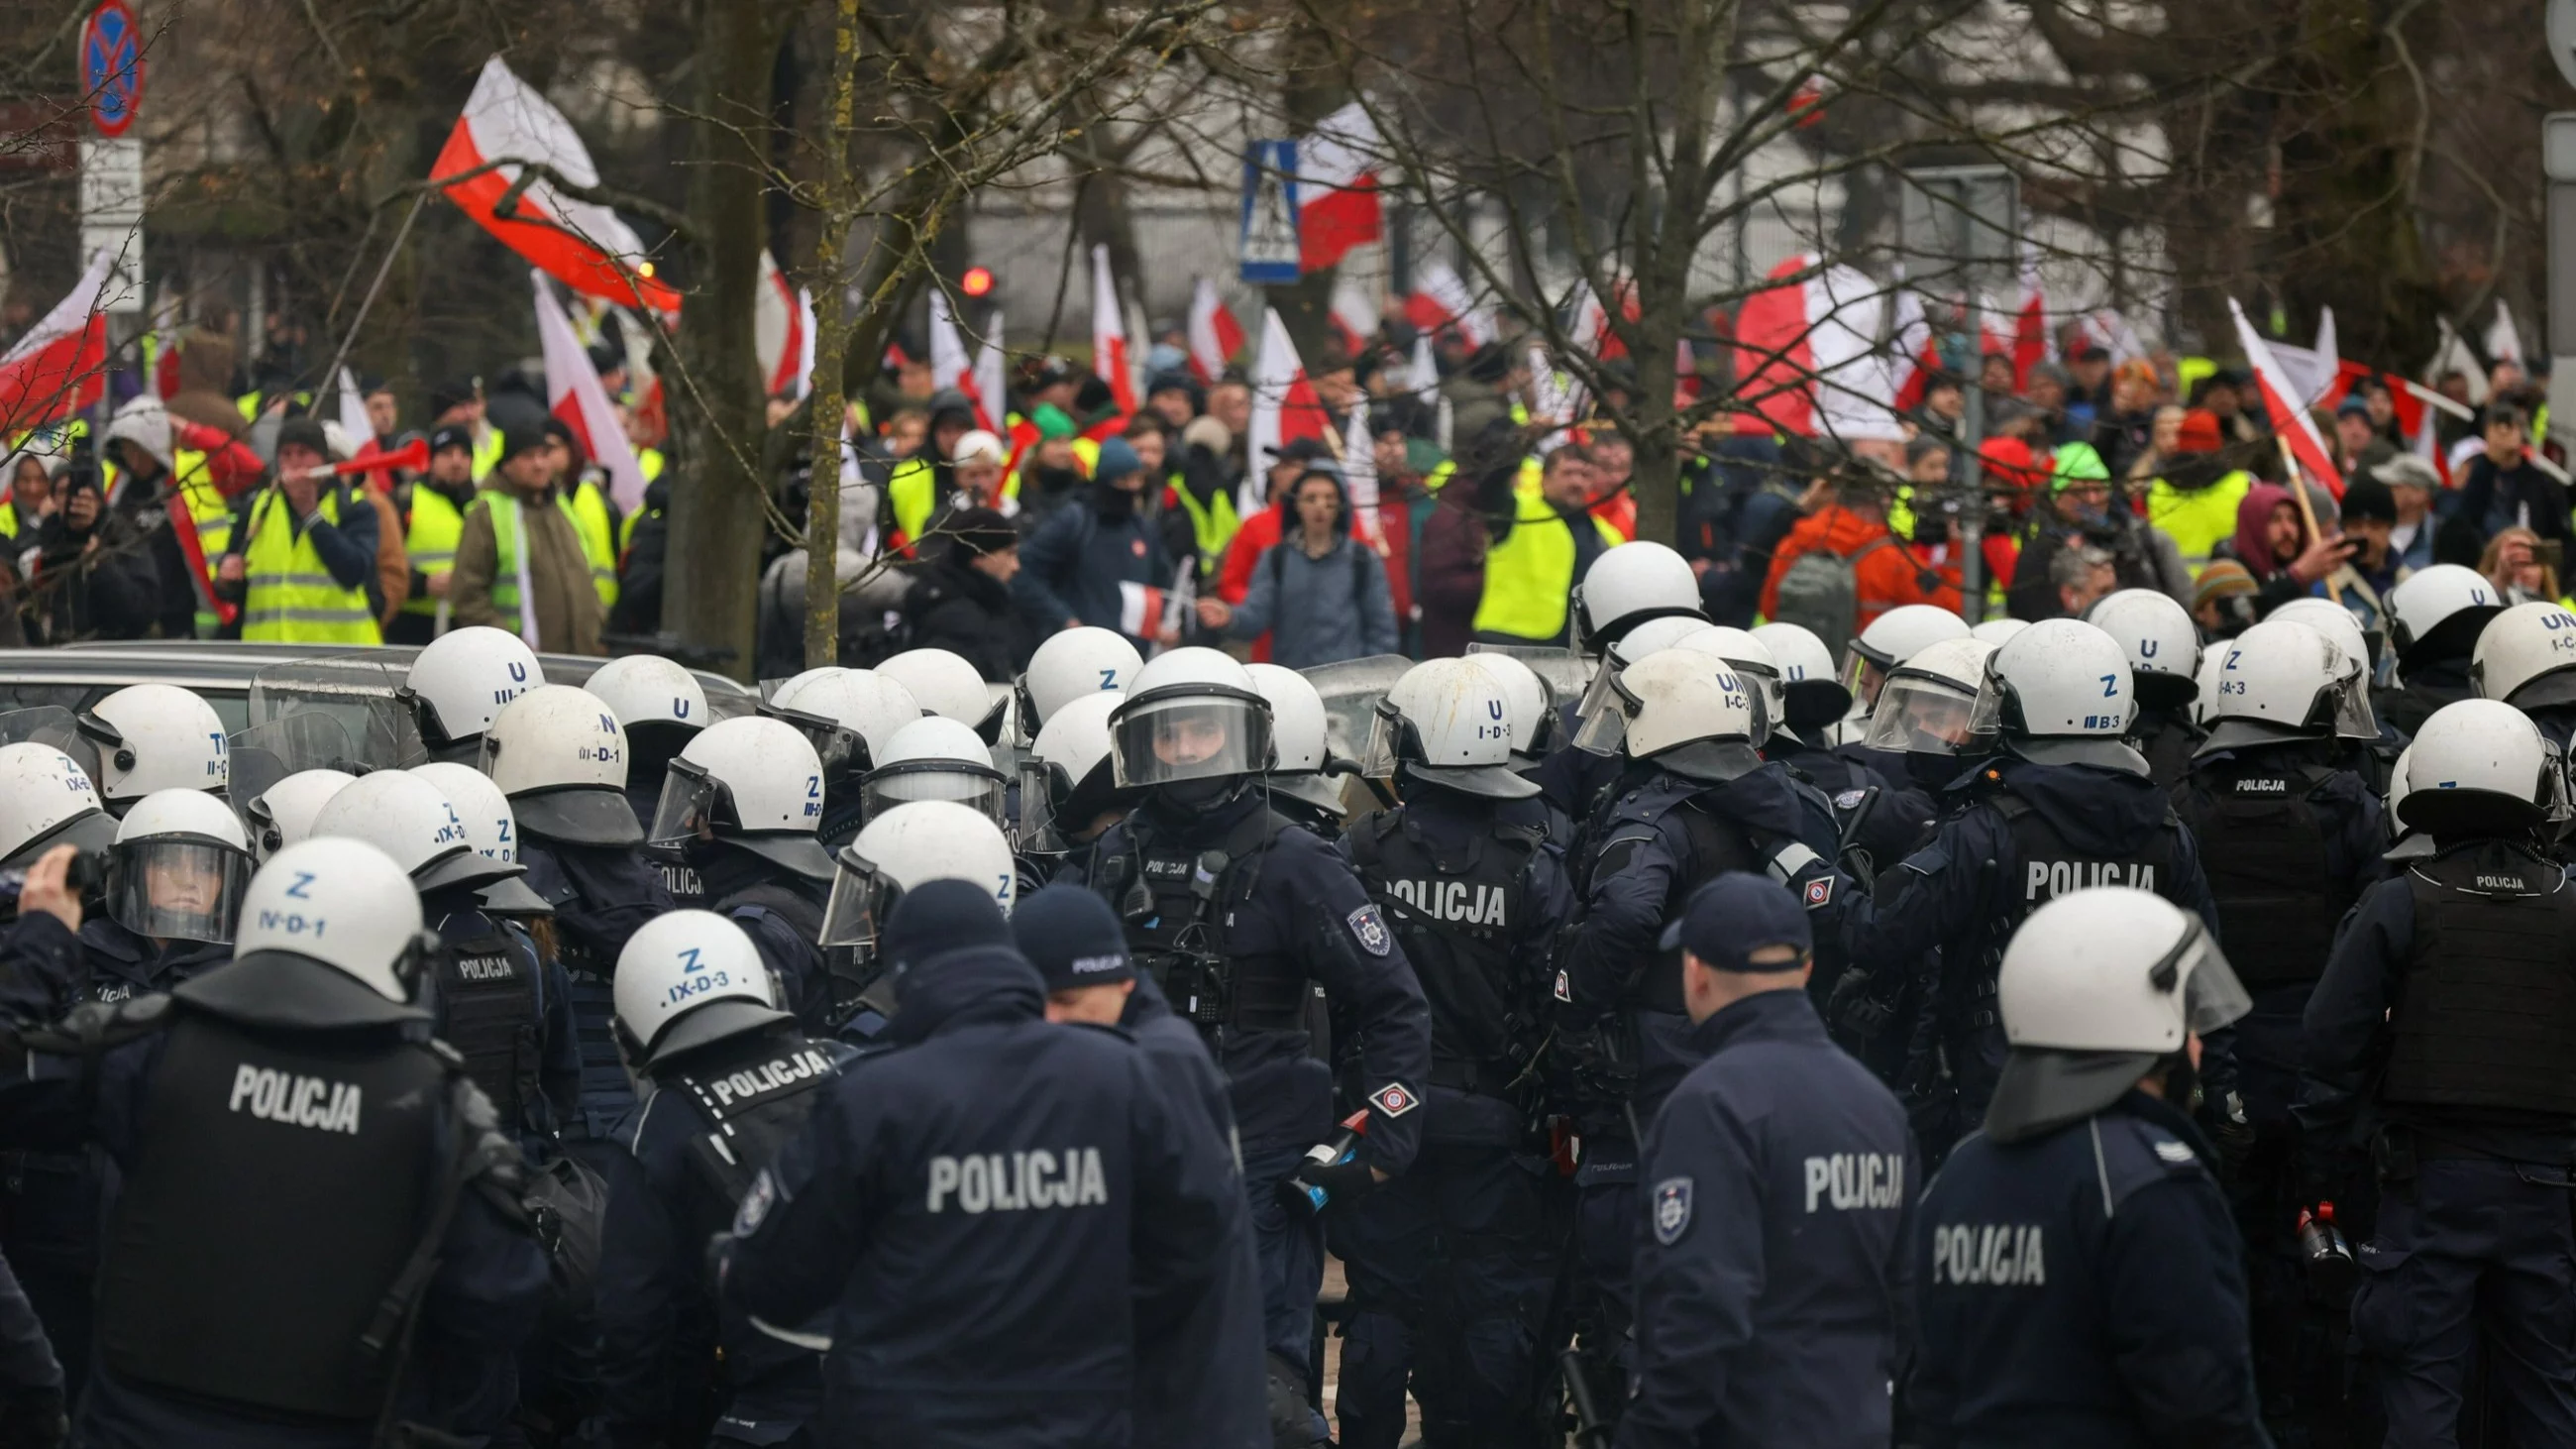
1559,1346,1613,1449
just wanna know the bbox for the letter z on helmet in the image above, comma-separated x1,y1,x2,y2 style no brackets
613,909,790,1065
1972,618,2140,771
223,838,432,1011
820,800,1017,950
650,717,834,880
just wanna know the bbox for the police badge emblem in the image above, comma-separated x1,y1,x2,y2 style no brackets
1832,788,1868,811
1346,904,1392,956
1805,875,1835,908
1653,1176,1693,1246
1368,1082,1420,1117
734,1168,779,1235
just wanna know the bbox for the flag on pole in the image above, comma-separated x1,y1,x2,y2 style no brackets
2228,297,2343,498
2011,247,2052,390
1092,246,1137,416
1297,102,1383,274
1405,262,1489,347
1410,328,1438,406
929,289,988,430
1341,398,1384,548
973,309,1007,441
753,252,811,401
1330,278,1377,358
1243,308,1332,517
0,251,110,431
433,57,680,314
1730,254,1903,442
2487,299,2524,372
1889,285,1942,413
1187,278,1244,381
1117,580,1171,639
534,271,650,514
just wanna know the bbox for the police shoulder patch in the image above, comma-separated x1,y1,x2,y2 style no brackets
1832,788,1869,811
1804,875,1835,908
1368,1082,1419,1118
734,1167,780,1236
1653,1176,1693,1246
2150,1138,2197,1166
1346,904,1392,956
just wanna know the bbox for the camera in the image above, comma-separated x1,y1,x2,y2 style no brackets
0,849,102,919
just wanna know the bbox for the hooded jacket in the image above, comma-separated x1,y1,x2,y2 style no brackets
1221,472,1398,668
1013,484,1174,652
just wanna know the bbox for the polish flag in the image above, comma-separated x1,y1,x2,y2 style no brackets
0,250,110,430
929,288,990,430
1116,580,1169,638
534,271,649,513
164,497,235,628
973,310,1007,438
1340,398,1383,547
1092,245,1137,415
2228,297,2343,499
1330,277,1378,358
2267,307,2340,407
2011,250,2052,390
433,57,680,314
1889,286,1943,413
2077,307,2147,366
753,252,812,400
1242,308,1332,517
1187,278,1244,381
2487,299,2524,372
1298,102,1383,274
1405,262,1488,347
1976,294,2011,358
1730,254,1903,441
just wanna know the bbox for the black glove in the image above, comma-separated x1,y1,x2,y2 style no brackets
1281,1158,1377,1212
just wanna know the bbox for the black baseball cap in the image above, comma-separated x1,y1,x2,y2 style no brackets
1012,884,1135,993
428,424,475,458
1656,872,1813,969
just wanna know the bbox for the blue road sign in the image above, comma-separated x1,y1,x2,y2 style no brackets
81,1,143,138
1240,140,1302,284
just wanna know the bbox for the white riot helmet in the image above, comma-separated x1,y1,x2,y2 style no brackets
877,648,1007,740
1107,647,1274,799
225,838,431,1010
242,768,355,864
1846,605,1970,710
1459,650,1563,764
311,770,517,897
1019,693,1127,855
401,626,542,752
613,910,790,1065
2385,745,2435,859
0,741,116,866
1365,657,1540,800
2472,600,2576,712
862,717,1008,827
1971,618,2141,771
78,684,227,808
1573,621,1768,755
2399,699,2563,837
1695,626,1781,749
1986,886,2251,1142
2197,619,2370,753
1970,617,2030,645
480,685,638,846
412,761,550,917
2083,589,2200,710
105,789,253,944
1247,663,1348,820
2268,598,2377,684
651,717,833,880
1018,627,1142,741
1579,648,1760,782
583,654,708,750
1862,636,1998,767
766,668,922,776
821,800,1017,949
1750,621,1852,735
2191,646,2231,727
1574,541,1703,652
2387,564,2505,673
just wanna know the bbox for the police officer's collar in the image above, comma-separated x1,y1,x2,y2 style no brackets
2006,736,2149,775
1687,984,1823,1055
1985,1047,2165,1145
174,951,432,1032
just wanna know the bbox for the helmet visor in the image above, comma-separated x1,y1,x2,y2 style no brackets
107,838,251,944
861,762,1008,827
1110,694,1271,790
759,703,865,774
2168,921,2252,1037
647,756,721,851
2326,668,2380,742
1729,661,1781,750
817,846,895,948
1863,673,1985,756
0,706,99,784
1016,757,1070,855
1359,699,1407,779
1842,650,1889,713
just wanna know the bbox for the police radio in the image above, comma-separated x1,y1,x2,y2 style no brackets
1288,1109,1370,1212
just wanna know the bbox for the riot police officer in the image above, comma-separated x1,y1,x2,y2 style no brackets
762,668,922,848
1754,619,1931,874
2298,699,2576,1443
75,685,229,814
240,768,354,863
585,652,710,903
1248,664,1352,834
1910,886,2265,1445
1833,603,1969,756
1014,883,1267,1449
1537,613,1713,821
821,799,1020,1043
2377,564,2502,740
1335,657,1573,1449
1620,873,1911,1449
650,716,838,1031
483,684,675,1145
860,716,1010,829
718,877,1239,1445
596,910,854,1446
2471,599,2576,754
1573,540,1706,655
4,789,249,1398
399,623,543,763
0,838,546,1445
1015,624,1142,744
1017,693,1127,884
878,646,1009,737
2085,588,2204,788
1073,646,1432,1444
1829,618,2221,1162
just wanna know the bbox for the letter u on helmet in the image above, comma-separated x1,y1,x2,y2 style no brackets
1582,648,1760,783
2082,588,2200,710
2387,564,2504,672
401,626,544,749
583,653,709,749
1367,657,1539,800
2473,600,2576,711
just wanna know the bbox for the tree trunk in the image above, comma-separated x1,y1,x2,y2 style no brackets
667,0,774,681
805,0,860,670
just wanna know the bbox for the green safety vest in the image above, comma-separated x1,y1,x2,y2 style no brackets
471,427,504,483
480,491,587,638
401,485,466,618
1168,479,1240,576
1471,485,1619,642
2144,469,2254,576
238,486,380,644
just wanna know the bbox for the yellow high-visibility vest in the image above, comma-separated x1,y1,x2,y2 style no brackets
401,485,466,618
568,479,618,610
480,491,588,638
1471,488,1619,642
2145,470,2254,576
237,486,380,644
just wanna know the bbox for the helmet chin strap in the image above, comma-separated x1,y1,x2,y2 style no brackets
1154,774,1244,811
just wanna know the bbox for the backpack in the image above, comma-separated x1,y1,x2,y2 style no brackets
1770,534,1900,656
1264,538,1370,620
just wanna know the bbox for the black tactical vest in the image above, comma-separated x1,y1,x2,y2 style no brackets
1972,790,2183,1004
721,881,829,1018
2386,843,2576,1117
662,1030,846,1206
1098,809,1305,1041
2173,758,2346,989
430,919,542,1133
96,1013,449,1421
1347,808,1542,1094
2132,712,2204,793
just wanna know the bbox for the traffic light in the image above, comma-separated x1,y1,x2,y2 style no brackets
960,265,995,299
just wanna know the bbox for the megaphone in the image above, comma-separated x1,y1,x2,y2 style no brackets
338,437,429,476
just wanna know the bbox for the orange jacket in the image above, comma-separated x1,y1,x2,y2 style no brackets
1759,505,1962,629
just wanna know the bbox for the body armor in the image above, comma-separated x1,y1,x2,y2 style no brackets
1347,809,1543,1097
1098,808,1305,1044
2173,757,2345,989
428,911,544,1134
661,1029,848,1206
2386,843,2576,1118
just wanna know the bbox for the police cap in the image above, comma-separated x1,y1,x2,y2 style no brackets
1657,871,1811,971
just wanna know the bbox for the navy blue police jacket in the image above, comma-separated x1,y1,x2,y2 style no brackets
421,898,583,1149
1909,1089,2268,1449
719,943,1238,1449
519,836,674,1133
1078,789,1433,1170
691,840,838,1035
1617,987,1914,1449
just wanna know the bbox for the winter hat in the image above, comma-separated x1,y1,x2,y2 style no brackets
1092,437,1142,483
274,416,331,460
2339,474,2397,526
2049,441,2110,492
945,507,1018,560
1012,884,1134,993
1031,404,1077,441
1181,415,1232,455
498,422,551,465
2193,558,2258,611
2175,409,2224,454
883,877,1017,988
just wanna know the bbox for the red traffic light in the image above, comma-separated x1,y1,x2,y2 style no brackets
960,266,995,298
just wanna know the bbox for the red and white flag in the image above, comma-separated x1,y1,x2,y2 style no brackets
1298,102,1383,274
535,271,650,514
2487,299,2524,372
2268,307,2340,408
2011,249,2052,390
1092,245,1137,415
0,250,109,431
753,252,812,400
929,288,990,430
1116,580,1169,638
1730,254,1902,442
1243,308,1332,516
1341,396,1384,547
973,309,1007,439
1187,278,1244,381
2227,297,2342,498
1330,278,1378,358
434,57,680,314
1889,286,1943,413
2077,307,2148,366
1404,262,1488,347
